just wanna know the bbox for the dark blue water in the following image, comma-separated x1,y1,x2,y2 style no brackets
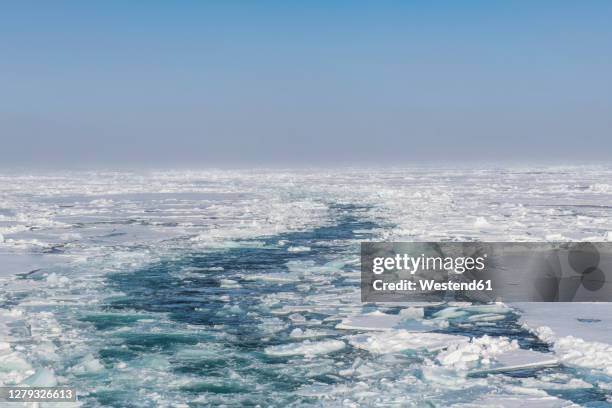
81,205,380,406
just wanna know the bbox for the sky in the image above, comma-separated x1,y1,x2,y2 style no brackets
1,1,611,167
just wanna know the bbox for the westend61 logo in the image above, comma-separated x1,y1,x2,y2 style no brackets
360,242,612,303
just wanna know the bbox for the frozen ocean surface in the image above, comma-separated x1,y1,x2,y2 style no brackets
1,167,612,407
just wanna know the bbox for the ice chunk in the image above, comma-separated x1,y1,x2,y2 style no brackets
287,246,311,253
422,319,450,329
219,279,241,288
336,311,402,331
399,307,424,320
0,352,32,373
470,348,558,374
521,375,592,390
436,335,519,371
553,336,612,376
46,272,71,286
32,342,60,362
464,303,511,314
288,313,306,323
432,307,466,319
23,367,57,387
467,313,505,322
453,392,579,407
474,217,490,227
289,328,333,339
420,366,471,387
348,330,468,354
69,354,105,375
244,273,299,282
264,340,345,357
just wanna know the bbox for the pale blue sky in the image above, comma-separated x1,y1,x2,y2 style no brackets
1,1,611,166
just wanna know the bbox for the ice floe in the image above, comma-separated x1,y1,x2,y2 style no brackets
264,339,346,357
517,302,612,375
348,330,468,354
336,311,402,331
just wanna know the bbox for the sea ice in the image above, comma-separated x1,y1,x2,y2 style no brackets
69,354,105,375
23,367,57,387
432,307,467,319
348,330,468,354
289,328,334,339
264,340,346,357
516,302,612,375
436,335,518,370
287,246,311,253
336,311,402,331
398,307,424,320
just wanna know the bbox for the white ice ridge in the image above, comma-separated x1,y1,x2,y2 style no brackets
264,339,346,357
515,302,612,375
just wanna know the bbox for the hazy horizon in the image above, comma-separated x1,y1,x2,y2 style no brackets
2,1,611,166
